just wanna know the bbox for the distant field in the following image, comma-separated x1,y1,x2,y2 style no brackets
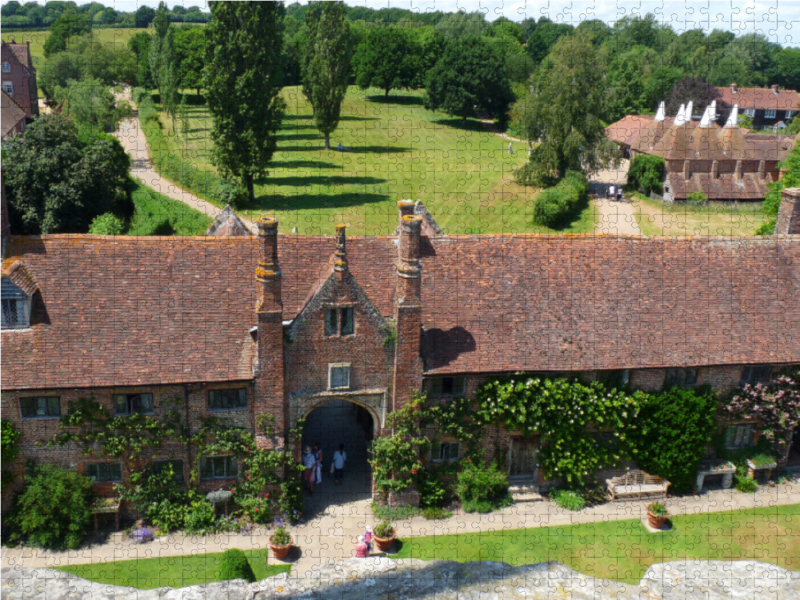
2,28,145,71
150,86,591,236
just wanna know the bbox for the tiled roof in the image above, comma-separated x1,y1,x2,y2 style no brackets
2,233,799,389
205,205,252,236
666,172,772,201
1,90,26,139
716,86,799,112
6,42,33,69
606,115,657,148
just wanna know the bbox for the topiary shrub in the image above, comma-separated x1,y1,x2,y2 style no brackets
532,170,589,228
627,154,665,195
89,212,126,235
217,548,256,583
10,463,94,550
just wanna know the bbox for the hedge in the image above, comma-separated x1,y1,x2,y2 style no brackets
217,549,256,583
533,170,589,228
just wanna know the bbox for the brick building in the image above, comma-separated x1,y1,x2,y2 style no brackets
606,102,797,201
2,194,800,510
716,84,799,130
1,40,39,120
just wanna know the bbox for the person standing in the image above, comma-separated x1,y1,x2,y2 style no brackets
303,446,316,494
617,187,623,201
333,444,347,485
355,535,369,558
314,442,323,485
609,184,615,200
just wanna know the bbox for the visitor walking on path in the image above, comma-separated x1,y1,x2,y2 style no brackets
355,535,369,558
303,446,315,494
333,444,347,485
314,442,323,485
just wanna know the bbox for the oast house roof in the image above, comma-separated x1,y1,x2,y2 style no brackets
2,233,799,390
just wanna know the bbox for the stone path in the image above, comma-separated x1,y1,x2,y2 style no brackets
589,160,643,236
112,87,258,234
3,481,798,581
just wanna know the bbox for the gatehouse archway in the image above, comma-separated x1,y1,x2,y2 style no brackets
300,398,377,515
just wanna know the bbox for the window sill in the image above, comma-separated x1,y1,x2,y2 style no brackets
1,328,32,333
208,407,248,412
200,477,238,481
21,416,61,420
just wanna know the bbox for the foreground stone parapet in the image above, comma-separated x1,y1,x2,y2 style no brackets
3,558,799,599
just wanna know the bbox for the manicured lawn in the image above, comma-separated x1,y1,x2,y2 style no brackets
152,86,598,236
632,193,770,236
57,548,289,590
393,504,800,584
127,177,213,236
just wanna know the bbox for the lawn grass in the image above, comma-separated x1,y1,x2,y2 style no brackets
57,548,289,590
632,193,770,236
150,86,598,236
127,177,213,236
393,504,800,584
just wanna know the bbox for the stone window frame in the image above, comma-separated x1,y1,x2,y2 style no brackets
152,459,185,483
740,366,771,386
429,376,466,396
328,362,351,391
430,440,461,462
19,396,61,419
208,387,247,411
2,61,10,73
764,109,777,119
114,393,155,416
724,423,755,450
200,455,238,480
665,368,697,388
2,81,12,96
324,304,355,337
86,462,123,483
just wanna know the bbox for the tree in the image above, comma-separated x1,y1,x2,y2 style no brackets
769,48,800,91
485,17,524,43
174,26,207,96
307,2,353,149
300,2,324,112
204,1,286,202
353,27,419,99
135,5,155,28
149,3,180,130
526,17,573,64
128,30,154,88
664,76,721,117
3,114,131,234
424,37,513,125
516,32,615,184
434,11,486,42
54,77,132,139
43,8,91,57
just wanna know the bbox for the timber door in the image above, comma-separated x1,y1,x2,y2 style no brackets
509,437,538,481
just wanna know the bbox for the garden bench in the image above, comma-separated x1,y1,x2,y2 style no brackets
606,470,670,501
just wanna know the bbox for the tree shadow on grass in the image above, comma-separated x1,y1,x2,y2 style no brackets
271,159,339,170
429,118,487,133
256,175,386,187
338,115,380,121
364,95,424,106
178,92,206,106
253,191,390,211
281,114,313,121
275,133,322,141
277,145,411,154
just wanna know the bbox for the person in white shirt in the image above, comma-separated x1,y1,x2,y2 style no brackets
333,444,347,485
303,446,316,494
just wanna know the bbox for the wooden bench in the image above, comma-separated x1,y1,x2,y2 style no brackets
606,470,670,501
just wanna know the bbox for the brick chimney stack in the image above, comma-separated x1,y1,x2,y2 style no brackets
731,83,738,94
254,217,286,449
398,199,415,221
334,224,347,279
775,188,800,235
772,84,779,95
392,207,424,411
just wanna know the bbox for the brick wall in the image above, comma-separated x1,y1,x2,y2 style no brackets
1,43,38,118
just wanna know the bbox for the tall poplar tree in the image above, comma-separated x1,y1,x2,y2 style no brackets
149,2,179,130
300,2,324,113
307,2,353,149
204,1,286,203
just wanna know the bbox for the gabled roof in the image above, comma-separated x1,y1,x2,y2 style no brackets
2,232,799,390
1,258,37,296
4,41,33,69
205,205,252,236
716,86,800,112
1,90,26,139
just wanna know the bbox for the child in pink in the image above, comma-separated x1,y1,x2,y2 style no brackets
355,535,368,558
364,525,373,554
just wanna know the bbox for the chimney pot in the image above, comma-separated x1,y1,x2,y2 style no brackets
772,84,779,94
731,83,738,93
398,199,415,222
334,224,347,274
775,187,800,235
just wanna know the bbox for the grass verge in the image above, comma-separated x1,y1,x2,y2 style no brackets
632,193,769,236
127,178,212,236
393,503,800,584
56,548,289,590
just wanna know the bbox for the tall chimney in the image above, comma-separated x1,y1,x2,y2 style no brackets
775,188,800,235
731,83,738,94
254,217,285,449
772,84,779,95
391,208,424,411
398,199,415,221
334,224,347,279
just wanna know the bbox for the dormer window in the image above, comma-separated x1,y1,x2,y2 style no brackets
1,279,31,329
325,307,354,336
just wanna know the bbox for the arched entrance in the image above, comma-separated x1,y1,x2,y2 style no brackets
300,398,377,514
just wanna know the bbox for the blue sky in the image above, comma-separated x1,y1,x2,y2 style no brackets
4,0,800,46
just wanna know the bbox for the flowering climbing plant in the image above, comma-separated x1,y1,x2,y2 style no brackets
727,370,800,456
475,376,641,486
369,396,428,494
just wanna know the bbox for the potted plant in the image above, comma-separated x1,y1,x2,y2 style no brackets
373,521,396,552
269,527,293,560
646,502,669,529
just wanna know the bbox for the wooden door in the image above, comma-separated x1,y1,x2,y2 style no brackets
509,438,538,480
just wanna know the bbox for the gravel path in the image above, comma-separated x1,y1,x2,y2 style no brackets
589,160,643,236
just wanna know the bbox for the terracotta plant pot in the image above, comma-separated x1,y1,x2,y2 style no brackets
646,503,668,529
269,535,293,560
373,532,395,552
